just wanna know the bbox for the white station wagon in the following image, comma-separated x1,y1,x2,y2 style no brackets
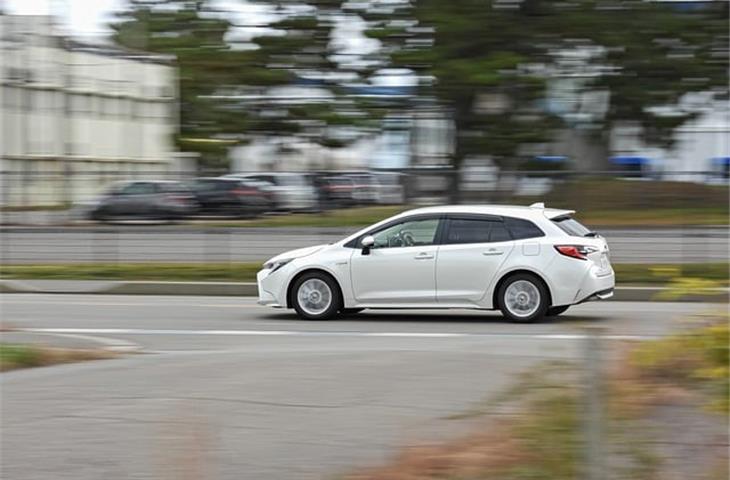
257,204,615,322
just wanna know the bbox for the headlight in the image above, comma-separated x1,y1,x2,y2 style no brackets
263,258,292,272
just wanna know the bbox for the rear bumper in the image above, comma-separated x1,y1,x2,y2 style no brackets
576,287,615,304
569,268,615,305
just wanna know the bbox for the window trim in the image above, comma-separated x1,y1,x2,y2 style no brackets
441,214,506,245
503,215,545,240
344,214,446,249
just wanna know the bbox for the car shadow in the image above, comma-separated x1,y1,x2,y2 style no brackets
260,311,610,325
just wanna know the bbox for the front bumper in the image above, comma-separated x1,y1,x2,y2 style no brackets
256,268,285,307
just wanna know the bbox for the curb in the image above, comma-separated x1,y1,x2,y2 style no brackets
1,279,728,302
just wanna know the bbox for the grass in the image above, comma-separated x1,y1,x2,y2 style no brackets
578,208,730,227
0,343,116,372
1,262,727,285
195,205,409,228
345,315,729,480
0,263,262,282
630,319,729,414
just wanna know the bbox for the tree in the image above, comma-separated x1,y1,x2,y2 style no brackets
112,0,383,170
361,0,728,168
111,0,279,169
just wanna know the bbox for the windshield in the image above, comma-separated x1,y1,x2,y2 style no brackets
552,216,594,237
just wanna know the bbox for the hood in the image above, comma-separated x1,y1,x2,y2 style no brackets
265,244,328,264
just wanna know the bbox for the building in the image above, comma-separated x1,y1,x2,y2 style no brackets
0,15,179,207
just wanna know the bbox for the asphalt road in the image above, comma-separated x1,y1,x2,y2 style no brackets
1,226,728,264
1,294,724,480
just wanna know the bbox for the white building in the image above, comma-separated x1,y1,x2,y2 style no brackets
0,15,179,207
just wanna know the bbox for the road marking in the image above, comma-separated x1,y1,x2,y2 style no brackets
18,327,656,341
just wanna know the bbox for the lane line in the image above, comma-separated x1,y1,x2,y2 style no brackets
18,327,656,341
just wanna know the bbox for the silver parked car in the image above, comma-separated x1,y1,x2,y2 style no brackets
225,172,318,212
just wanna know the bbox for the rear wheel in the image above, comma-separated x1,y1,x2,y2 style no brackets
291,272,341,320
546,305,570,317
498,273,549,323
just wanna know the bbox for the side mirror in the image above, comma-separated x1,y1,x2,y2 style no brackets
361,235,375,255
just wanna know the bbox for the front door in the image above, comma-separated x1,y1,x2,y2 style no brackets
436,216,514,305
350,216,442,305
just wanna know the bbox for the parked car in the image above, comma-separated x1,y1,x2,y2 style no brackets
371,171,405,204
345,172,378,205
89,180,196,222
312,174,357,208
257,203,614,322
190,177,272,218
225,172,318,212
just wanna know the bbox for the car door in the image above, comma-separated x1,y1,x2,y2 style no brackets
349,216,443,305
436,215,515,305
107,182,147,215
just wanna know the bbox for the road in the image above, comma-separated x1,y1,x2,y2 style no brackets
1,226,728,264
1,294,723,480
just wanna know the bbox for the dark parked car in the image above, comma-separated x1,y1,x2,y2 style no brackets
312,174,357,208
89,180,196,221
190,177,272,218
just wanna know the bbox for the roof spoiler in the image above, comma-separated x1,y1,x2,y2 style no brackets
529,202,577,218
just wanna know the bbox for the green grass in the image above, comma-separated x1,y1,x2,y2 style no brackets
196,205,409,228
0,344,114,372
579,208,730,226
0,263,263,282
347,316,730,480
1,262,727,284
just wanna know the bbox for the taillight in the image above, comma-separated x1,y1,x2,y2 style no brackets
554,245,598,260
233,188,256,196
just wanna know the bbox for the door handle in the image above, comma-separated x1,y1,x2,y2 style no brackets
482,250,503,256
414,253,434,260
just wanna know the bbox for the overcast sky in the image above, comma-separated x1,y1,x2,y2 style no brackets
3,0,274,38
4,0,126,36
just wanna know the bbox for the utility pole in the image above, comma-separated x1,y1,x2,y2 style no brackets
583,327,605,480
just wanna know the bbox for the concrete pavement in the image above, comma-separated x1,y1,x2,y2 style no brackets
2,279,728,302
1,294,725,480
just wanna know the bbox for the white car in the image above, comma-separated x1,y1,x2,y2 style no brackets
257,204,615,322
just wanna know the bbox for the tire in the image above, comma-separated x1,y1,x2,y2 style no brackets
497,273,549,323
339,308,364,316
291,272,342,320
546,305,570,317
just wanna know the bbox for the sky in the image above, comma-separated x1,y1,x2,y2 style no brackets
4,0,126,36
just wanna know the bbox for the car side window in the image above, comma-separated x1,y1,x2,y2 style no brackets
445,218,492,244
371,218,440,249
489,223,512,242
119,182,154,195
504,217,544,240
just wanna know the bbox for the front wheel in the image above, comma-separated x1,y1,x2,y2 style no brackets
497,273,549,323
291,272,341,320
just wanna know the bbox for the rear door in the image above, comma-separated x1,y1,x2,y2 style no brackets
436,215,514,305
